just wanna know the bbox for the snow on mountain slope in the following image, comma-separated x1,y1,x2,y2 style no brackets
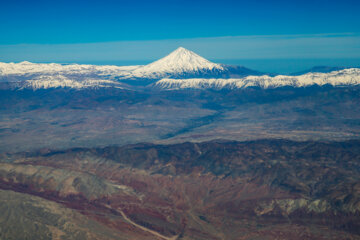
155,68,360,90
0,48,228,87
130,47,225,79
1,48,359,90
0,61,139,79
0,61,138,89
22,75,123,89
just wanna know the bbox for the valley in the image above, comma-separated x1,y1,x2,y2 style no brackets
1,86,359,152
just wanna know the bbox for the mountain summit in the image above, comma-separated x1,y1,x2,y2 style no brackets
131,47,225,79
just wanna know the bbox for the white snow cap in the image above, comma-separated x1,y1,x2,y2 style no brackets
131,47,224,78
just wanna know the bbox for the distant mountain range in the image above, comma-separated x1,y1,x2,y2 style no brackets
0,47,359,90
291,66,347,75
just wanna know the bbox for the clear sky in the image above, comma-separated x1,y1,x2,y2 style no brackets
1,0,360,72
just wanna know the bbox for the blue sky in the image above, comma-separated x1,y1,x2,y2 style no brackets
1,0,360,72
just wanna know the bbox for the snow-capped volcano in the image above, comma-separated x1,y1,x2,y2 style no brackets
130,47,226,79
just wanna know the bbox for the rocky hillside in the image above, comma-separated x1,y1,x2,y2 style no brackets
1,139,360,239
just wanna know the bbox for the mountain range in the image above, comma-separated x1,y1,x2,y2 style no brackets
1,47,360,239
1,47,359,90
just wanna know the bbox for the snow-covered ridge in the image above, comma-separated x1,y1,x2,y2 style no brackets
22,76,123,89
0,61,140,89
155,68,360,90
0,61,139,77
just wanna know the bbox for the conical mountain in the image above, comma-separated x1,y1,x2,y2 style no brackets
131,47,225,79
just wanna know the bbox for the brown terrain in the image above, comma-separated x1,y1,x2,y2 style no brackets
1,86,360,239
1,86,360,153
1,139,360,239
